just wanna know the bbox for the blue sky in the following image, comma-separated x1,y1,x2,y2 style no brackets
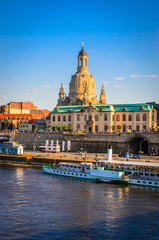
0,0,159,110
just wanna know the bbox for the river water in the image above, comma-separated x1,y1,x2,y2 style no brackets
0,166,159,240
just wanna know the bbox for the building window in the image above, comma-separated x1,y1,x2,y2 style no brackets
95,125,98,132
143,125,146,131
85,58,87,66
63,116,66,122
84,115,87,121
104,114,107,121
77,114,80,121
89,115,92,121
143,114,146,121
117,115,120,121
128,115,132,121
84,125,87,131
136,114,140,121
112,115,114,121
123,125,126,132
58,116,61,122
68,115,71,122
104,125,108,132
136,125,140,132
52,115,55,122
129,125,132,130
152,115,154,121
95,115,99,121
122,114,126,121
77,124,80,131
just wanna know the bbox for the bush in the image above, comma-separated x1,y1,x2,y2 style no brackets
51,125,55,131
56,125,61,131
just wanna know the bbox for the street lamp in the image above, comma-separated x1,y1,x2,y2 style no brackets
33,134,40,154
140,139,146,160
80,137,87,151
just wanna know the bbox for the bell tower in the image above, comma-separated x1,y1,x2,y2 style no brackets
77,43,88,72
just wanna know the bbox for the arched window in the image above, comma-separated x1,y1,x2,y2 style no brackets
136,114,140,121
143,114,146,121
123,125,127,132
95,115,99,121
122,114,126,121
58,116,60,122
63,116,66,122
85,58,87,66
68,115,71,122
77,125,80,131
128,115,132,121
95,125,98,132
84,115,87,121
136,125,140,132
143,125,146,131
152,115,154,121
89,115,92,121
104,114,107,121
80,58,82,66
117,115,120,121
104,125,108,132
52,115,55,122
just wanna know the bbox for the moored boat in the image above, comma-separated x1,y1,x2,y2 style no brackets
43,161,129,184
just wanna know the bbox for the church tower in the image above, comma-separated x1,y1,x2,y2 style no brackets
57,83,65,106
99,84,107,104
69,44,98,105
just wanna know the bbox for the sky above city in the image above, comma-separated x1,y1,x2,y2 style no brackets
0,0,159,110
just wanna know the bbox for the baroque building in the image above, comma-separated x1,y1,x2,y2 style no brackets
57,45,105,106
50,46,157,133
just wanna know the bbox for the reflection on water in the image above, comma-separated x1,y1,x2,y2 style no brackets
0,166,159,240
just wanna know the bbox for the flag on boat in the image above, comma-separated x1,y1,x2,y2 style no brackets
62,141,65,152
67,140,71,151
51,140,54,151
46,140,49,149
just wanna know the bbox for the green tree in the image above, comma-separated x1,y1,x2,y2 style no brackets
111,125,116,132
117,125,122,132
62,125,66,131
56,125,61,131
67,125,71,132
51,125,55,131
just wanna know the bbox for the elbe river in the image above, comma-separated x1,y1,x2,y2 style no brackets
0,166,159,240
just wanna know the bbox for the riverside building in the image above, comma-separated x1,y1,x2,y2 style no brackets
50,45,157,133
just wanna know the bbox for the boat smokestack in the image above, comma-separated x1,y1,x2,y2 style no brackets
108,145,112,161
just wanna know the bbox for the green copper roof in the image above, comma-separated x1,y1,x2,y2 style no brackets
51,103,153,113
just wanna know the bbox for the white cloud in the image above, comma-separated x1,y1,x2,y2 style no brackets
113,85,127,88
114,77,124,81
145,75,158,78
42,85,51,88
32,88,38,92
103,81,110,85
129,74,159,78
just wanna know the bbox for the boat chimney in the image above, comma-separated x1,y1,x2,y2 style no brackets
108,145,112,161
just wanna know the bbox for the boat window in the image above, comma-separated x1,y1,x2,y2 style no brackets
143,181,146,184
78,167,81,169
57,171,59,173
140,173,143,175
148,182,152,184
86,168,90,170
76,174,78,176
156,174,159,177
70,166,73,168
64,172,66,174
72,173,74,175
150,174,155,176
84,175,87,177
145,173,149,176
68,173,70,174
154,182,158,185
137,181,141,183
80,174,82,176
74,166,77,168
60,172,62,173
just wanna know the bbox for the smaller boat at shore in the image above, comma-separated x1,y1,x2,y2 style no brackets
39,144,60,153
